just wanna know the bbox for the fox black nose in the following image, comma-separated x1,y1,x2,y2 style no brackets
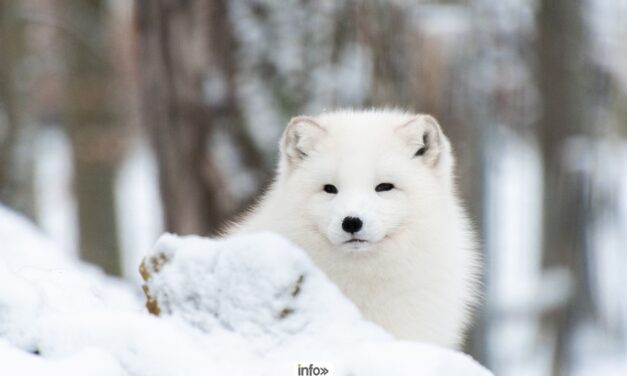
342,216,363,234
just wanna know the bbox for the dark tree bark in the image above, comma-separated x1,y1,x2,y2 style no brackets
537,0,592,374
135,0,264,236
0,0,37,219
61,0,125,275
135,0,219,236
0,0,21,205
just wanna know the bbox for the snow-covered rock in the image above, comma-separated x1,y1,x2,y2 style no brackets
0,206,491,375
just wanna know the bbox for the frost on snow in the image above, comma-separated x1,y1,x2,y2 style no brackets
0,206,491,375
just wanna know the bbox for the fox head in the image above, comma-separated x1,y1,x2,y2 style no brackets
276,110,455,252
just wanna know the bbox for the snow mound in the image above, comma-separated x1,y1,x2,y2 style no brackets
0,206,492,375
141,233,384,341
141,232,491,375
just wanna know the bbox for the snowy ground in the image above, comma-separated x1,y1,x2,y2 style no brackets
0,206,491,375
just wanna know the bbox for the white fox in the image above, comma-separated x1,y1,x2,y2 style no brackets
227,109,480,348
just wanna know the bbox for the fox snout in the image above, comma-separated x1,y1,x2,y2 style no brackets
342,216,363,234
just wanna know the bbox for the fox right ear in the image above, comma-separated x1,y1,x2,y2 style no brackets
396,115,448,168
280,116,326,168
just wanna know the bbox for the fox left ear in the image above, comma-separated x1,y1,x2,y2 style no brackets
395,114,453,171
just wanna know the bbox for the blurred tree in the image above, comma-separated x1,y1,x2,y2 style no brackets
135,0,265,236
537,0,592,374
61,0,125,275
0,0,37,219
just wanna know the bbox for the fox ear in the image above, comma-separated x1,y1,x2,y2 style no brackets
395,115,451,170
280,116,326,168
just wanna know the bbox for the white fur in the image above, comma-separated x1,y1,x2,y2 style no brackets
225,109,480,348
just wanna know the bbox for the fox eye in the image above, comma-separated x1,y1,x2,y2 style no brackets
323,184,338,194
375,183,395,192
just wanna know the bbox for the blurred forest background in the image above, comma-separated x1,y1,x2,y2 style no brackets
1,0,626,375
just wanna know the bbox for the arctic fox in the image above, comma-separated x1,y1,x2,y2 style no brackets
227,109,480,348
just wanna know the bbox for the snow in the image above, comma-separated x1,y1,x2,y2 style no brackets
115,141,164,282
483,129,627,375
483,129,546,376
0,205,491,375
33,126,78,258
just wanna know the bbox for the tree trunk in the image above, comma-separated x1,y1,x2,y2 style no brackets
135,0,262,236
0,0,37,219
537,0,591,374
61,0,124,275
